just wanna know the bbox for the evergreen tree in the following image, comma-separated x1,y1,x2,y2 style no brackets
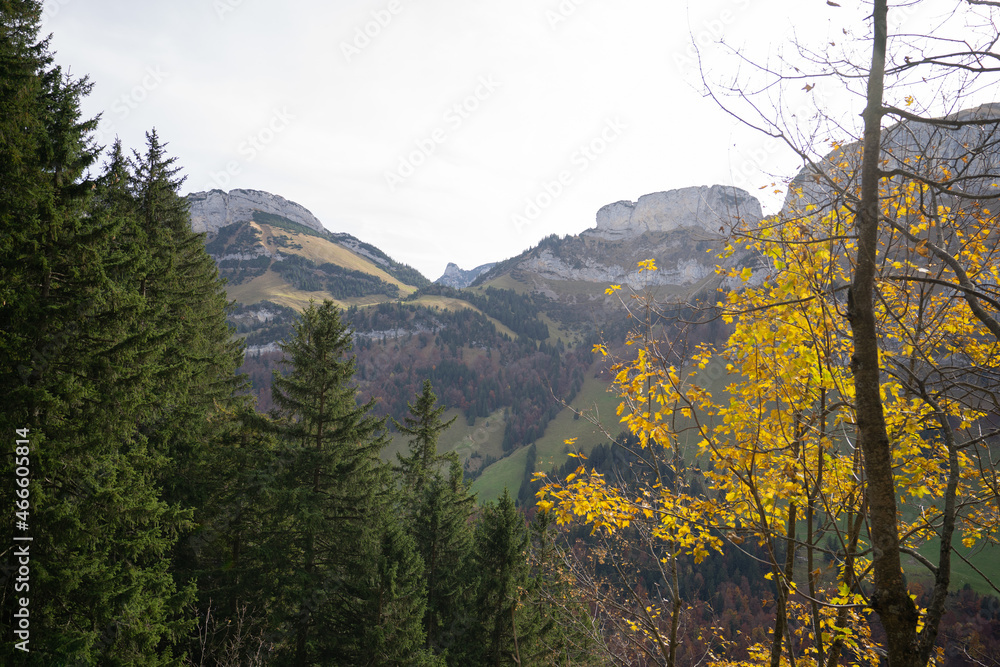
394,379,457,493
115,133,250,656
0,7,200,662
354,512,441,666
126,129,246,505
270,300,409,665
468,490,531,667
181,405,281,665
412,461,477,662
394,382,477,661
522,510,604,665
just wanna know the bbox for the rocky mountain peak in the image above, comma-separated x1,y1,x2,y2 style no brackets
187,188,327,235
782,102,1000,216
476,184,765,297
436,262,497,288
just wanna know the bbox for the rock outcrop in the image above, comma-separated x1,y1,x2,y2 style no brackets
588,185,762,240
517,246,718,288
436,262,497,288
782,102,1000,216
187,188,327,235
475,185,765,297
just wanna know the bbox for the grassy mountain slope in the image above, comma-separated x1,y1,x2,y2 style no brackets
210,217,421,309
226,224,415,307
471,365,620,503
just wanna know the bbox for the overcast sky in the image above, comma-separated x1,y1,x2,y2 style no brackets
41,1,997,280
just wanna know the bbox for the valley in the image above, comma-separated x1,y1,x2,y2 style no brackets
194,185,748,505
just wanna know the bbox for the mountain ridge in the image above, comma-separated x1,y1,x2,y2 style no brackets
188,188,327,235
473,184,763,299
187,188,429,310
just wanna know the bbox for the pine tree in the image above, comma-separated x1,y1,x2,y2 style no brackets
117,133,251,652
394,381,477,661
181,405,281,665
468,490,531,667
394,379,458,493
522,509,604,665
354,512,440,666
269,300,397,665
0,7,199,662
127,129,246,500
0,1,98,406
413,462,477,661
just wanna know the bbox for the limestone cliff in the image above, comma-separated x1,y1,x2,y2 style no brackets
476,185,764,298
782,102,1000,217
187,188,327,235
436,262,497,288
589,185,762,240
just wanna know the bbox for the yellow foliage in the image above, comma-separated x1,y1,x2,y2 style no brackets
537,178,1000,665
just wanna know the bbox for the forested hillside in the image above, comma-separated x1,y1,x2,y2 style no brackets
0,6,604,664
235,292,600,488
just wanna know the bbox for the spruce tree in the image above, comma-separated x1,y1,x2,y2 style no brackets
0,7,199,662
522,509,603,665
270,300,399,665
412,462,478,662
181,405,281,665
355,511,441,666
127,129,246,502
394,381,478,661
117,133,251,652
468,490,531,667
394,379,458,493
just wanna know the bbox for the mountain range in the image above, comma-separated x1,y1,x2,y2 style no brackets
189,183,761,314
187,95,1000,507
189,183,760,501
437,262,496,288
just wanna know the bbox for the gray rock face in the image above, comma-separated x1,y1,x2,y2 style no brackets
186,188,327,235
783,102,1000,216
594,201,635,232
436,262,497,288
590,185,762,239
519,248,717,288
490,185,766,293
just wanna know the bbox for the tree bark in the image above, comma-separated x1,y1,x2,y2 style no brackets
850,1,920,664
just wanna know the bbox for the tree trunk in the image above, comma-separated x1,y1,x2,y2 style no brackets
850,1,919,664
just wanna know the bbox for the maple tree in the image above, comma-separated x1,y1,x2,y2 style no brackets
623,1,1000,664
536,170,1000,665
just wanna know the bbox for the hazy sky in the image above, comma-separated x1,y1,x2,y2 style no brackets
41,1,996,280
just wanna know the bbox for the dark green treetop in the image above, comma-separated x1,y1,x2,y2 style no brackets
394,379,458,493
